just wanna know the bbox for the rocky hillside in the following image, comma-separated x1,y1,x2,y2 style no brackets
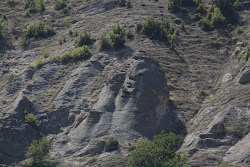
0,0,250,166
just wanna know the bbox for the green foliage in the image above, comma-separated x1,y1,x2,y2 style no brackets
54,0,67,10
244,47,250,62
211,7,226,28
168,0,182,13
62,16,72,27
24,111,40,129
41,49,49,58
104,137,119,152
0,21,4,39
126,30,134,39
198,18,213,31
109,24,126,49
99,33,111,51
199,90,208,96
34,58,44,70
36,0,45,12
75,30,93,47
59,51,71,63
25,0,45,13
173,18,182,24
170,31,177,49
233,0,242,10
71,45,92,61
25,138,53,165
128,132,186,167
139,17,166,40
118,0,126,7
196,4,206,14
135,24,143,33
193,13,202,21
211,0,237,23
23,24,55,39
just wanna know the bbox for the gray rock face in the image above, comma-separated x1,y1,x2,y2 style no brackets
53,51,173,158
237,67,250,84
0,51,176,165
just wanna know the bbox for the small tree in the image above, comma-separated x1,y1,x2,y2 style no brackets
211,7,226,28
109,24,126,49
26,138,53,165
75,30,93,47
168,0,183,13
128,132,186,167
99,33,111,50
24,111,40,129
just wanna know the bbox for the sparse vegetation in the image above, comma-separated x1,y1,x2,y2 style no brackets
59,51,71,63
75,30,93,47
109,24,126,49
170,31,177,49
71,45,92,61
99,33,111,51
126,30,134,39
54,0,67,10
24,110,40,129
23,24,55,39
199,90,208,96
25,138,53,165
168,0,182,13
34,58,45,70
211,7,226,28
128,132,187,167
104,137,119,152
137,17,166,40
25,0,45,13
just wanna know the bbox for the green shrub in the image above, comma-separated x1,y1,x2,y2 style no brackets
244,47,250,62
118,0,126,7
62,16,72,27
34,58,45,70
36,0,45,12
24,111,40,129
0,21,4,39
23,24,55,39
59,51,72,63
198,18,213,31
139,17,166,40
199,90,208,96
211,7,226,28
41,49,49,58
126,30,134,39
71,45,91,61
135,24,143,33
99,33,111,51
104,137,119,152
25,138,52,165
196,4,206,14
233,0,242,10
170,31,177,49
109,24,126,49
173,18,182,24
168,0,182,13
128,132,187,167
54,0,67,10
75,30,93,47
193,13,202,21
127,0,132,8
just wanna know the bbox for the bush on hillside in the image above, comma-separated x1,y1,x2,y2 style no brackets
99,33,111,51
211,7,227,28
25,138,52,165
198,18,213,31
75,30,93,47
23,24,55,39
139,17,166,40
104,137,119,152
71,45,91,61
168,0,183,13
54,0,67,10
128,132,187,167
109,24,126,49
24,110,40,129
